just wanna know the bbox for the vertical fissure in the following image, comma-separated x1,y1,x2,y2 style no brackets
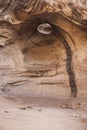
53,26,77,97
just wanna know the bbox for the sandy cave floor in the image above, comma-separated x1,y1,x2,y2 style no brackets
0,94,87,130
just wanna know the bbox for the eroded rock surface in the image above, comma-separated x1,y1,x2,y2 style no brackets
0,1,87,130
0,0,87,98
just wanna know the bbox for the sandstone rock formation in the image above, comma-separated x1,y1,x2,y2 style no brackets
0,0,87,98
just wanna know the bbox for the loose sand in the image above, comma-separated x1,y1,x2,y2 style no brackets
0,95,87,130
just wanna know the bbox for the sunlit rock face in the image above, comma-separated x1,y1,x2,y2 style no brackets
0,0,87,98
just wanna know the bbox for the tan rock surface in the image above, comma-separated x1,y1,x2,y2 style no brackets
0,0,87,129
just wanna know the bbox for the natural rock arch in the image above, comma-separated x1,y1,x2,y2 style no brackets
0,0,87,98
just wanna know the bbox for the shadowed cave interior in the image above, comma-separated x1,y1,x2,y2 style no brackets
0,12,87,98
